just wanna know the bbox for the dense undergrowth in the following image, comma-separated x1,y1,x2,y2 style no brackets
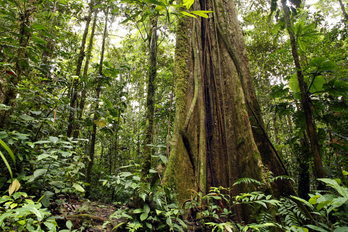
1,135,348,232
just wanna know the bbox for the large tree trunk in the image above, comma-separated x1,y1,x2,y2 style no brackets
164,0,264,222
281,0,326,188
141,14,158,181
215,0,298,199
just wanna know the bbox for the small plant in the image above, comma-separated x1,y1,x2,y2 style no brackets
292,176,348,232
0,192,58,231
103,165,186,231
183,186,237,231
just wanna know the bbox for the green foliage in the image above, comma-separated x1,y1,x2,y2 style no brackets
104,167,186,231
0,192,58,231
0,138,16,180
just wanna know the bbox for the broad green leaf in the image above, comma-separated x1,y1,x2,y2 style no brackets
140,193,147,202
73,183,85,192
37,153,50,161
18,220,26,225
66,220,73,230
34,140,51,144
316,200,330,211
49,136,59,144
166,217,172,226
32,24,47,31
309,76,325,92
120,172,133,177
159,155,168,164
225,222,233,232
333,227,348,232
180,11,196,18
330,197,348,208
343,171,348,176
190,10,213,18
133,208,144,214
291,195,313,208
44,222,57,232
34,169,47,178
146,222,152,229
0,131,8,139
309,57,336,72
308,195,320,204
32,36,47,45
140,212,148,221
144,204,150,214
318,178,348,198
15,133,29,140
335,178,342,185
30,110,42,115
41,195,50,208
183,0,194,9
20,114,35,121
306,225,329,232
289,75,300,93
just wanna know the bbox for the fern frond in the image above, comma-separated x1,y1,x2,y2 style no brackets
256,211,274,232
269,175,295,184
278,198,308,227
233,178,265,187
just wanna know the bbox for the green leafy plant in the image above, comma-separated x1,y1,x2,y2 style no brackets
0,192,58,231
292,175,348,232
21,136,87,207
103,166,186,231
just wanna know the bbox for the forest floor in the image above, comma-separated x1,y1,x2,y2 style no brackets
53,197,120,231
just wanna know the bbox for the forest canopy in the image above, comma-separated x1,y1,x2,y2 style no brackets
1,0,348,231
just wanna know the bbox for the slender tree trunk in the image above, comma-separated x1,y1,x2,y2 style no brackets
141,14,158,181
74,11,98,139
67,2,93,138
298,135,310,200
338,0,348,23
281,0,326,187
41,0,58,79
85,8,108,198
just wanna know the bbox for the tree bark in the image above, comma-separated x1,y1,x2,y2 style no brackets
67,2,93,138
141,14,158,181
74,11,98,139
85,8,108,198
281,0,326,187
164,0,264,222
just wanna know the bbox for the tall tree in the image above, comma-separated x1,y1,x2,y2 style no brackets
164,0,265,222
74,11,98,139
281,0,326,187
141,13,159,181
67,1,93,138
85,7,109,198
